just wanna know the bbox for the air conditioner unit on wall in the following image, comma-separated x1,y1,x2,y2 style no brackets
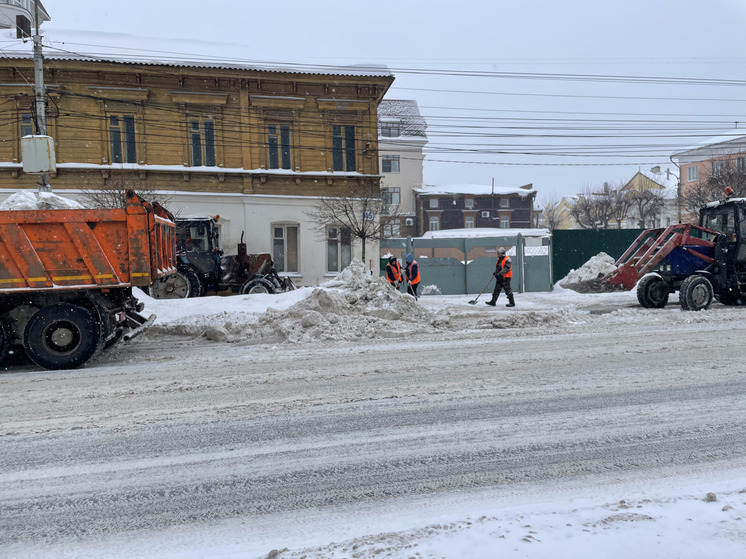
405,218,414,226
481,211,490,218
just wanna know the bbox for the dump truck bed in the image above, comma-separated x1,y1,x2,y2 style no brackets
0,191,176,293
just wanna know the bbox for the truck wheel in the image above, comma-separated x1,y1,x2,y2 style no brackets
679,275,713,311
149,268,202,299
637,275,669,308
241,277,276,295
0,321,9,365
23,303,100,370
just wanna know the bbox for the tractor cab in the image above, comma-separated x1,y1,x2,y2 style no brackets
176,216,222,292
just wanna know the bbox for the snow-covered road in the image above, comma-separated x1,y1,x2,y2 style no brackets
2,281,746,558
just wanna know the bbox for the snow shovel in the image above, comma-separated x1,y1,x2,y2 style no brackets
468,276,494,304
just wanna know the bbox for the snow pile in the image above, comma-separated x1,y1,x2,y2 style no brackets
149,259,441,344
0,190,85,211
244,259,436,343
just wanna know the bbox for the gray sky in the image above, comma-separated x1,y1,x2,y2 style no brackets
39,0,746,201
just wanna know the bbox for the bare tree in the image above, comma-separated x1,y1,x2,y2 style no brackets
570,184,616,230
79,174,173,210
682,158,746,221
541,198,563,230
306,182,400,264
629,188,667,228
607,185,633,229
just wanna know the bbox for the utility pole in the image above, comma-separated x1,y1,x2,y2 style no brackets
32,0,50,192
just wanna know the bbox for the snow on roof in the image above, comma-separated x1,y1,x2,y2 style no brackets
1,28,393,78
672,128,746,157
414,183,536,197
378,100,427,138
421,227,550,239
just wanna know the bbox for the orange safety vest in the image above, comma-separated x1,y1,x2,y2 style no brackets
406,259,421,284
386,260,402,283
496,255,513,278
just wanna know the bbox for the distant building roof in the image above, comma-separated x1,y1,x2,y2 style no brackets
414,183,535,197
672,128,746,158
378,100,427,138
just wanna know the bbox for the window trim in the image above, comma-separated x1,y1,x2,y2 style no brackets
429,216,440,231
332,124,357,172
687,166,698,182
382,154,400,173
326,225,352,273
109,114,137,164
272,223,299,273
267,122,292,170
500,197,510,208
429,198,439,209
187,116,218,167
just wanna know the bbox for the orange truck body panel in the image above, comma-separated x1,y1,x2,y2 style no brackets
0,193,176,293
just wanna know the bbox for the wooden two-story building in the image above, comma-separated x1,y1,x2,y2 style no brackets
0,39,393,285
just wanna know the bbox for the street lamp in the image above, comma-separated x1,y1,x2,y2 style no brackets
651,165,681,223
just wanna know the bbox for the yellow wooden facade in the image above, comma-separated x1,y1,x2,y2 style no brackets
0,56,394,196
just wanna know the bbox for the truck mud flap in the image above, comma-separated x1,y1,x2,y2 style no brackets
123,313,157,341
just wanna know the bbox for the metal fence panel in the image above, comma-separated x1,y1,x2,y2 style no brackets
551,229,644,284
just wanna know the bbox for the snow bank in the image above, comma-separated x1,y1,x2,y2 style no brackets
0,190,85,211
149,259,443,343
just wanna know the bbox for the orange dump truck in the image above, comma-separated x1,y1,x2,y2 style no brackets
0,190,176,370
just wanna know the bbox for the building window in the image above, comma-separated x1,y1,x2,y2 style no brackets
738,156,746,173
267,123,291,170
327,226,352,272
712,160,725,177
109,115,137,164
500,216,510,228
20,112,33,137
382,187,401,206
500,197,510,208
383,222,401,238
272,224,299,273
381,121,400,137
465,198,474,209
464,216,475,228
382,155,400,173
189,118,216,167
332,125,356,171
429,198,439,209
687,166,698,182
429,216,439,231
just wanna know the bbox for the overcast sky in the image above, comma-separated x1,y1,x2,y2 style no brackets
35,0,746,201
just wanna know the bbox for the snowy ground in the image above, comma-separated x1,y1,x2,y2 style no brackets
1,262,745,558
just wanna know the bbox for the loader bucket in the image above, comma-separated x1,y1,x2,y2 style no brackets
604,264,639,291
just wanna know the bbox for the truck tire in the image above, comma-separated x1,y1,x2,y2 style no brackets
149,268,202,299
241,277,276,295
637,275,669,308
0,321,9,365
679,275,713,311
23,303,101,370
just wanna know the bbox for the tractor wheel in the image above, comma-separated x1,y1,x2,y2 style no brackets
679,275,713,311
637,275,669,308
23,303,100,370
718,289,741,306
241,277,276,295
149,268,202,299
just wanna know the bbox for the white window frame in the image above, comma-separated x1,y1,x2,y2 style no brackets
712,160,725,177
500,216,510,229
464,198,474,209
381,121,401,138
326,226,352,273
500,197,510,208
272,223,299,273
429,198,439,209
429,216,440,231
464,216,475,228
382,187,401,206
687,166,698,182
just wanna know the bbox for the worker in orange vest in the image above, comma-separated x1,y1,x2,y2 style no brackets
486,247,515,307
404,253,421,298
385,256,402,290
